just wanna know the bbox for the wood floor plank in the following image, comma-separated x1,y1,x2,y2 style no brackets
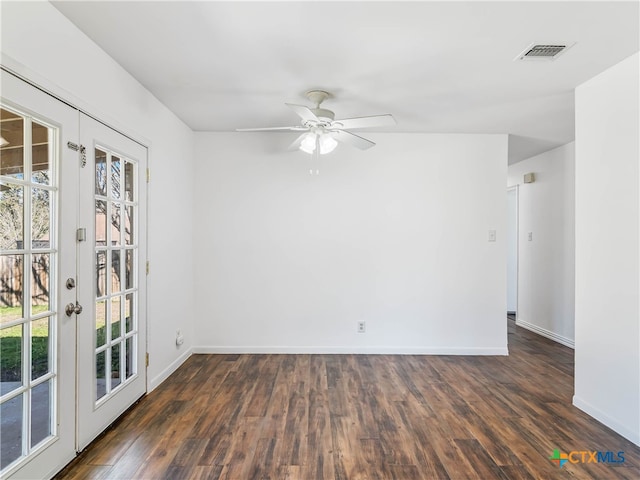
281,380,307,466
55,464,112,480
498,464,536,480
454,438,511,480
244,358,278,417
74,426,140,467
305,355,336,480
403,423,451,479
188,465,224,480
450,404,522,467
55,319,640,480
216,416,263,480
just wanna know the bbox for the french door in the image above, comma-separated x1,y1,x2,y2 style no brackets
1,70,78,480
76,113,147,451
0,70,147,479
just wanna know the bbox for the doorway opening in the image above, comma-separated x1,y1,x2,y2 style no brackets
507,186,518,323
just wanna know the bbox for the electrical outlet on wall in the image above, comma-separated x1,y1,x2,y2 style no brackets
176,329,184,347
357,321,366,333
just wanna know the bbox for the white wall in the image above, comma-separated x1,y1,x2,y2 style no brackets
1,1,196,389
194,132,508,354
574,52,640,446
507,143,575,347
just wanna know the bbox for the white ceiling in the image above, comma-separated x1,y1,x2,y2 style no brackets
52,1,639,163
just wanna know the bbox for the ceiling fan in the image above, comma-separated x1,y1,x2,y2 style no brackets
236,90,396,155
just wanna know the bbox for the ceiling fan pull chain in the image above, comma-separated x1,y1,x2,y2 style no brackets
310,136,320,176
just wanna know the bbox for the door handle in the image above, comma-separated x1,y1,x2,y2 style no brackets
65,302,83,317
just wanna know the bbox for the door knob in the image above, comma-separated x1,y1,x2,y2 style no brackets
65,302,83,317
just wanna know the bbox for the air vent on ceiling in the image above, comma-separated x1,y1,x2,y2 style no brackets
515,42,574,61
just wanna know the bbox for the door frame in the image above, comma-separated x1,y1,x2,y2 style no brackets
507,185,519,318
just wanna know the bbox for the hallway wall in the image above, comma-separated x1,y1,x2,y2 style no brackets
507,142,575,347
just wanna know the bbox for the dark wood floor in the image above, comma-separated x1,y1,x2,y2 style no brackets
56,320,640,479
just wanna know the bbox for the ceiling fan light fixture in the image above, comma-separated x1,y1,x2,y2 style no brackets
299,132,317,154
319,134,337,155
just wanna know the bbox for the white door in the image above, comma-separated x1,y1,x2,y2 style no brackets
1,71,147,478
1,71,78,479
76,113,147,450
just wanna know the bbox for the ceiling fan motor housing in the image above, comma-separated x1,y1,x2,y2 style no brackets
310,108,335,123
305,90,335,124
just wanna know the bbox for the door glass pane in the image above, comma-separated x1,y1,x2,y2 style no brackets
31,253,50,314
96,350,106,400
111,250,121,293
95,200,107,246
31,121,51,185
0,108,24,180
0,184,24,250
125,293,133,333
31,317,49,380
96,250,106,297
111,296,121,340
124,161,134,201
32,188,50,248
95,149,107,196
0,255,23,325
125,250,133,290
0,393,23,469
0,324,22,395
124,206,133,245
125,336,134,379
111,203,121,246
30,380,51,447
111,156,121,199
111,343,121,389
96,300,106,348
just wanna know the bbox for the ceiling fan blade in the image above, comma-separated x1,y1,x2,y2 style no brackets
285,103,319,123
287,133,309,151
331,114,396,130
328,130,376,150
235,126,307,132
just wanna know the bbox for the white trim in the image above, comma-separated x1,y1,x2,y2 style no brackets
193,346,508,355
148,348,193,392
516,318,575,348
573,395,640,447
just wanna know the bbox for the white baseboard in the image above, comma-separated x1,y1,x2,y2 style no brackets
148,347,193,392
193,346,508,355
573,395,640,447
515,318,575,348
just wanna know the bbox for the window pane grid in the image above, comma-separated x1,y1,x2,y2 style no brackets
93,146,137,403
0,107,57,472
